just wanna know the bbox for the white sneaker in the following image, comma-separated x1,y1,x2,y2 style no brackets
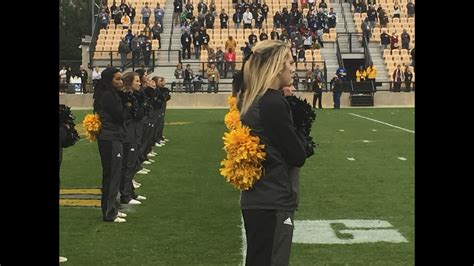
150,151,157,155
143,160,152,165
142,167,151,172
163,138,169,142
137,169,148,175
159,140,166,144
133,180,142,186
59,256,68,263
127,199,142,205
136,195,147,200
155,143,164,147
147,152,156,157
148,159,155,163
117,212,127,218
133,183,141,188
114,217,127,223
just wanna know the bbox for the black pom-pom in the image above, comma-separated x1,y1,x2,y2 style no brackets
285,96,317,157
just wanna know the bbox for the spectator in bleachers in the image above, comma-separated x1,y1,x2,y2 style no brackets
316,27,324,48
129,4,136,24
327,7,337,28
390,31,399,50
262,2,269,20
280,29,290,42
273,11,282,28
249,31,258,48
220,9,229,28
101,2,110,16
174,0,183,25
216,47,225,76
378,8,388,28
201,30,210,51
243,8,253,29
152,22,162,48
131,33,143,66
125,29,134,48
361,17,372,43
291,0,298,10
174,63,184,91
99,8,110,29
242,42,251,58
79,65,89,93
292,31,303,50
235,1,243,14
270,28,279,40
392,64,403,92
282,8,291,30
92,66,102,92
319,0,328,10
359,0,367,13
205,11,215,29
250,1,259,19
207,63,220,93
184,64,194,92
255,9,264,29
297,49,305,62
198,0,208,14
143,23,152,39
303,31,313,49
119,0,129,15
121,12,131,29
143,37,152,67
181,30,192,59
111,1,119,20
208,48,216,64
404,65,413,92
407,0,415,18
293,72,299,90
367,5,377,29
308,0,315,10
410,47,415,71
233,10,243,29
392,3,401,19
301,0,308,9
313,64,324,82
186,1,194,14
366,61,377,91
66,66,72,85
210,0,217,14
141,2,152,25
380,29,390,50
401,29,410,50
154,3,165,30
291,45,297,62
259,29,268,41
114,10,123,27
59,66,67,84
193,31,202,59
225,36,237,52
356,65,366,82
224,48,236,78
118,37,131,70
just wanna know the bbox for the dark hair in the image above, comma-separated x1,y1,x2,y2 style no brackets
93,67,121,112
135,68,147,85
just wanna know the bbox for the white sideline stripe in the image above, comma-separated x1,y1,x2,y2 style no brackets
349,113,415,134
240,194,246,266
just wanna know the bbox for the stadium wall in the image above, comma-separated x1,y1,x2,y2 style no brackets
60,92,414,109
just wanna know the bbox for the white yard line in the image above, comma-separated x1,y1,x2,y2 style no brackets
349,113,414,134
241,213,247,266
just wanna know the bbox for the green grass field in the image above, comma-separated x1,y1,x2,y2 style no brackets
60,107,414,265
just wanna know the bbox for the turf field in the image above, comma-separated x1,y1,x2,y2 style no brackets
60,107,414,265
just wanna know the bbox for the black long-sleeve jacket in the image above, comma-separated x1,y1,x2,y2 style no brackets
240,89,307,211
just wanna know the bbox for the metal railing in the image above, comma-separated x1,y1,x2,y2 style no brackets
58,80,415,94
339,0,349,33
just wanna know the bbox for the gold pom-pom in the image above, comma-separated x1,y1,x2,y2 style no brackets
82,113,101,142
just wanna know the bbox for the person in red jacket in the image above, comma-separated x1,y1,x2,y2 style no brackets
224,48,236,78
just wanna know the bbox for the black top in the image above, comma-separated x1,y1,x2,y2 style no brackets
96,89,129,141
240,89,306,210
